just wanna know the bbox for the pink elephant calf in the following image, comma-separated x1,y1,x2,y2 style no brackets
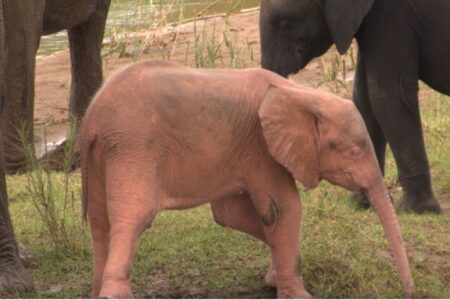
79,60,414,298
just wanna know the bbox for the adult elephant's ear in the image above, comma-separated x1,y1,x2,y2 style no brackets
258,85,320,188
320,0,374,54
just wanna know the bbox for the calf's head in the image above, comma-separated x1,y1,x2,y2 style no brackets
258,85,414,297
259,85,379,192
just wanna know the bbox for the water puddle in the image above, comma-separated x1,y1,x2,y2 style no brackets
38,0,259,55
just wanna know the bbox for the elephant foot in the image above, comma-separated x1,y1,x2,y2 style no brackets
38,140,80,172
397,195,441,214
351,192,371,210
99,281,133,299
397,173,442,214
90,289,100,299
3,137,33,174
0,260,34,292
4,156,30,174
277,277,312,299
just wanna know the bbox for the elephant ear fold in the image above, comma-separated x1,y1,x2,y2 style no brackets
258,85,320,188
320,0,374,54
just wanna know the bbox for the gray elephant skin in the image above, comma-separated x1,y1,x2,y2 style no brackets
259,0,450,214
0,0,110,291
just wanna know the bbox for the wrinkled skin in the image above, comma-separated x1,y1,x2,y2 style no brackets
2,0,110,173
80,60,414,298
259,0,450,214
0,0,110,292
0,0,33,292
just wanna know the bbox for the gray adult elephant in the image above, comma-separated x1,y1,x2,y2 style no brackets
3,0,110,172
259,0,450,214
0,0,110,291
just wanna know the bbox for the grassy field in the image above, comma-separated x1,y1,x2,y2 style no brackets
3,75,450,299
3,136,450,298
2,2,450,298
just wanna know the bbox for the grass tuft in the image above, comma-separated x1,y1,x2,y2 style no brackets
16,118,86,253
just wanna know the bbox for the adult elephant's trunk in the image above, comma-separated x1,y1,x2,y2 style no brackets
365,179,414,297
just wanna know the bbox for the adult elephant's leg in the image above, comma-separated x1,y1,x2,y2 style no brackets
68,0,110,118
40,1,110,170
351,53,387,209
0,1,34,290
365,53,441,213
0,132,33,291
353,53,387,174
2,0,44,173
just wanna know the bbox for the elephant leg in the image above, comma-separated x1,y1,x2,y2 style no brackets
87,165,110,298
357,15,441,214
0,2,33,290
98,162,157,298
39,1,111,171
249,179,310,298
67,0,110,118
211,194,277,287
351,54,387,209
2,0,45,173
353,54,387,176
0,132,33,291
364,53,441,213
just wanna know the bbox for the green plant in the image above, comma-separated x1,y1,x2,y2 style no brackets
316,45,354,93
191,16,255,69
18,118,84,252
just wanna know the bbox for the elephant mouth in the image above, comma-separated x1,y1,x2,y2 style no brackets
262,60,297,78
295,41,334,71
321,170,361,192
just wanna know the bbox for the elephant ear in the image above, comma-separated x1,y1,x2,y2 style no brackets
259,85,321,188
320,0,374,54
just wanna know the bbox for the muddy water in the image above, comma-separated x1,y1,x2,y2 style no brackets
38,0,259,55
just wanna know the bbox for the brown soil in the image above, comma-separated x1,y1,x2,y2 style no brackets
34,10,349,128
34,10,449,214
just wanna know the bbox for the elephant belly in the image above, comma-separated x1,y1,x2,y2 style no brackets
43,0,96,34
157,150,246,210
419,37,450,95
419,60,450,95
160,181,246,210
416,0,450,95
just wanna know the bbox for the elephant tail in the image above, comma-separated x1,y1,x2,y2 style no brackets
79,126,96,224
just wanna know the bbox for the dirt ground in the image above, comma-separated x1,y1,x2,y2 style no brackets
35,10,350,127
34,10,450,215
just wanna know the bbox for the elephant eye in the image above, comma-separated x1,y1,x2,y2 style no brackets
277,19,293,31
296,36,310,47
349,146,362,158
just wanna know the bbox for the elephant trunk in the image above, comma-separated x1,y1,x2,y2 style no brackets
364,180,414,297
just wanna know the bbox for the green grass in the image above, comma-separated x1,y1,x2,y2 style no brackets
2,100,449,297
